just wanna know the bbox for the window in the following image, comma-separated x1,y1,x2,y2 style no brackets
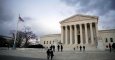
105,38,108,42
110,38,113,42
53,41,54,44
50,41,51,44
44,41,45,44
47,41,48,44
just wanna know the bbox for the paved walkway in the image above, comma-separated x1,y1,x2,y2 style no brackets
0,48,115,60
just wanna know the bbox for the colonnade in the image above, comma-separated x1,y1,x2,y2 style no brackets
61,23,97,45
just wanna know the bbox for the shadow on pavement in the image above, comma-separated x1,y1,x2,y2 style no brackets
0,55,46,60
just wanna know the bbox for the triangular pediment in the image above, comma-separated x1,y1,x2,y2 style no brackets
60,14,98,24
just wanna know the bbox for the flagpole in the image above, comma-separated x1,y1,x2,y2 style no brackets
13,19,19,49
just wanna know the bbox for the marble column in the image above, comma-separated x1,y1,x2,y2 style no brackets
85,23,88,44
90,23,94,44
70,25,72,44
80,24,83,45
65,26,68,44
61,26,64,44
95,22,98,46
74,25,78,44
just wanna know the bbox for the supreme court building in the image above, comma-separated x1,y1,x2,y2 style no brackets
40,14,115,51
60,14,98,50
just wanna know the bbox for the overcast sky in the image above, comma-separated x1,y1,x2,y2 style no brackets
0,0,115,37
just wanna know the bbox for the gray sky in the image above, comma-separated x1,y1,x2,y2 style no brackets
0,0,115,37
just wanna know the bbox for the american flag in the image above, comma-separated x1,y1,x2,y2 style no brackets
19,15,24,22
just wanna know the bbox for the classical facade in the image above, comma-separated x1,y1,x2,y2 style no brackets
40,14,115,51
60,14,98,50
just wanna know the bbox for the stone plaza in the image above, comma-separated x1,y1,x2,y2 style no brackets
0,48,115,60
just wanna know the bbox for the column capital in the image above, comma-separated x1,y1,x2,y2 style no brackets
89,22,93,25
74,24,77,26
61,26,64,29
84,23,88,25
61,25,63,27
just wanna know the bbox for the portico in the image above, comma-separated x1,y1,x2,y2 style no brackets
60,14,98,48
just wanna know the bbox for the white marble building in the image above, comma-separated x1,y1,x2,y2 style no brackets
40,34,61,49
40,14,115,51
98,29,115,50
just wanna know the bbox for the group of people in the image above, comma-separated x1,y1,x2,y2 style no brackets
46,45,63,60
50,45,55,52
57,45,63,52
49,45,63,52
46,48,54,60
73,46,85,51
46,43,113,60
106,43,113,52
80,46,85,51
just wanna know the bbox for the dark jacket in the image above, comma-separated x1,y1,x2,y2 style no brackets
50,50,54,56
47,49,50,56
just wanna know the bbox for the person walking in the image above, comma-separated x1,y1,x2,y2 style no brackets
73,47,75,51
57,45,60,52
52,45,55,52
46,49,50,60
80,46,82,51
83,46,85,51
50,45,53,50
109,43,112,52
50,49,54,60
61,45,63,52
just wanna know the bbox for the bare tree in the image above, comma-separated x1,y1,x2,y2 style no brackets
10,28,37,48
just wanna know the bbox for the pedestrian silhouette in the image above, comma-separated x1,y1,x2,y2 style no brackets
109,43,112,52
73,47,75,51
57,45,60,52
83,46,85,51
52,45,55,52
50,45,53,50
46,49,50,60
61,45,63,52
80,46,82,51
50,49,54,60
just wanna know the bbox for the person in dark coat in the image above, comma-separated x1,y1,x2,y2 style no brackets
73,47,75,51
80,46,82,51
46,49,50,60
52,45,55,52
50,49,54,60
109,43,112,52
57,45,60,52
61,45,63,52
83,46,85,51
50,45,53,50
